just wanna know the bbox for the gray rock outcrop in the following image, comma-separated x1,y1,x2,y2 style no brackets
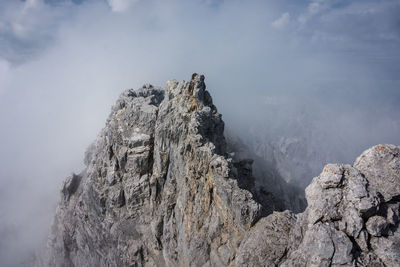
41,74,400,266
238,145,400,266
42,74,280,266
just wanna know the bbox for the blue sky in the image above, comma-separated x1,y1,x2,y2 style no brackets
0,0,400,265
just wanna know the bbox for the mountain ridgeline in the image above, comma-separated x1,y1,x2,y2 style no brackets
39,74,400,266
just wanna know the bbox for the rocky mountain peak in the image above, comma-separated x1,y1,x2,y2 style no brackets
42,74,269,266
39,75,400,267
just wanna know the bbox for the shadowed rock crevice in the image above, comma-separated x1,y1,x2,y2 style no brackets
61,173,82,201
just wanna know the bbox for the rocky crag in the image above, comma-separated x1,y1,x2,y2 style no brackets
41,74,400,266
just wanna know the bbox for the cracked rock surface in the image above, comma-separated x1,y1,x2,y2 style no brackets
40,75,276,266
40,75,400,266
278,145,400,267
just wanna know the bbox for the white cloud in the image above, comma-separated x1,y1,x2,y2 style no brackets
308,2,322,14
0,0,77,63
298,0,330,25
0,59,10,95
272,12,290,29
6,0,45,39
296,0,400,44
24,0,41,9
107,0,139,12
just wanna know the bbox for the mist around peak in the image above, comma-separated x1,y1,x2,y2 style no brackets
0,0,399,266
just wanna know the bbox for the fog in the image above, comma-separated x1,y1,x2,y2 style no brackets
0,0,399,265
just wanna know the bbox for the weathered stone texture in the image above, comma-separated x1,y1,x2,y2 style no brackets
41,75,400,267
43,75,269,266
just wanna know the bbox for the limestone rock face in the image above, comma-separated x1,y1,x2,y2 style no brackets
279,145,400,266
236,210,296,266
43,74,277,266
42,74,400,267
354,144,400,202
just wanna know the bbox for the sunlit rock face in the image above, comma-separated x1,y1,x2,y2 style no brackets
41,75,399,266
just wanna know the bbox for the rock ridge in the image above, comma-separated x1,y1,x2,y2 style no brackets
42,74,271,266
40,75,400,267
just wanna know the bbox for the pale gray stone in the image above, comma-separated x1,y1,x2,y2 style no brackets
40,75,272,266
366,216,388,237
354,144,400,202
38,75,400,267
237,211,296,266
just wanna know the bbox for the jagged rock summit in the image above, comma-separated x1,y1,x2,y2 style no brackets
41,74,400,266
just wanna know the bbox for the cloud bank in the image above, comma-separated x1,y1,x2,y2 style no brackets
0,0,399,265
107,0,139,12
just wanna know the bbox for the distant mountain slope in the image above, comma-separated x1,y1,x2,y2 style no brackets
225,129,306,213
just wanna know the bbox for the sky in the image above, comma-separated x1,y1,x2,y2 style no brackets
0,0,399,265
